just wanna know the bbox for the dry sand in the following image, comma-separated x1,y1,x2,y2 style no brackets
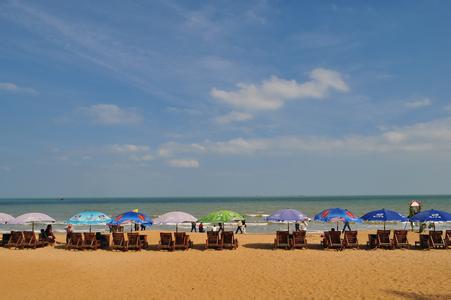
0,230,450,300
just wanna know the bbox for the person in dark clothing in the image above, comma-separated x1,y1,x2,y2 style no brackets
198,222,204,232
235,220,243,234
295,222,300,232
191,221,197,232
140,224,146,231
342,221,351,233
218,223,223,233
45,224,56,243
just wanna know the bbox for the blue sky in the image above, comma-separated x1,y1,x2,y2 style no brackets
1,0,451,197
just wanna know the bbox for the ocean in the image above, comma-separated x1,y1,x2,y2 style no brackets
0,195,450,233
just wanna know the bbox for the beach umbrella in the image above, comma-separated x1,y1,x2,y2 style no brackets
0,213,15,224
314,208,362,230
199,210,244,230
361,208,408,230
10,212,56,231
109,210,153,231
67,211,112,232
266,209,308,231
154,211,197,232
409,209,451,223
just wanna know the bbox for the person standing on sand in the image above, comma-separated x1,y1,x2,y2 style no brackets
191,221,197,232
218,223,223,234
342,221,351,233
295,222,300,231
235,220,243,234
242,220,247,234
198,222,204,232
65,224,73,243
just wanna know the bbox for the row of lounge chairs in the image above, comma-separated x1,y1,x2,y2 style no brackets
4,231,52,249
158,232,193,251
274,231,307,249
204,231,238,250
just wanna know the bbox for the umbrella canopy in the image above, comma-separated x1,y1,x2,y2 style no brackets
361,208,408,230
0,213,15,224
314,208,362,230
199,210,244,223
68,211,111,225
154,211,197,232
361,209,408,222
10,212,56,231
154,211,197,224
109,211,153,226
266,209,308,222
409,209,451,223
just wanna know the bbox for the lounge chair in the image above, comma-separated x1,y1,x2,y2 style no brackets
392,230,409,249
327,231,343,250
445,230,451,248
158,232,174,251
415,234,430,249
206,231,222,250
174,232,192,250
321,231,330,248
292,230,307,249
6,231,24,249
111,232,128,251
83,232,99,250
342,231,358,249
273,231,290,250
23,231,45,249
66,232,84,250
127,232,141,251
429,231,445,249
376,230,392,249
222,231,238,250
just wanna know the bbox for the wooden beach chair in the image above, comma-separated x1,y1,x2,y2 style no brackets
342,231,358,249
6,231,24,249
321,231,330,248
111,232,128,251
23,231,45,249
205,231,222,250
174,232,192,250
292,230,307,249
327,231,343,250
445,230,451,248
66,232,84,250
429,231,445,249
392,230,409,249
273,231,290,250
158,232,174,251
222,231,238,250
127,232,142,251
376,230,393,249
83,232,99,250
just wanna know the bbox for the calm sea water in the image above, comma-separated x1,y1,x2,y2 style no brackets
0,195,450,233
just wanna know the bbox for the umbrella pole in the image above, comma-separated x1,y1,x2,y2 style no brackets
32,221,35,232
89,225,92,233
384,221,386,231
176,224,178,233
287,222,289,233
336,221,338,231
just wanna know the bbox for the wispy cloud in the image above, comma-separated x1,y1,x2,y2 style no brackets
216,111,254,124
211,68,349,111
0,82,36,94
405,97,432,109
109,144,150,154
79,104,142,125
168,159,200,168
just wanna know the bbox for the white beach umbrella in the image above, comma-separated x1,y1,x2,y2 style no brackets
154,211,197,232
0,213,15,224
10,212,56,231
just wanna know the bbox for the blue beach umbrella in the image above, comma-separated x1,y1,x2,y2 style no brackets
109,210,153,231
409,209,451,223
266,209,308,231
314,208,362,230
68,211,112,232
361,209,408,230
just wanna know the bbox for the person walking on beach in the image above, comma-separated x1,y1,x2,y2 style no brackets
242,220,247,234
191,221,197,232
140,224,146,231
218,223,223,234
295,222,300,231
235,220,243,234
342,221,351,233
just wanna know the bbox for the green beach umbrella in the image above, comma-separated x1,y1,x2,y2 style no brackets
199,210,244,230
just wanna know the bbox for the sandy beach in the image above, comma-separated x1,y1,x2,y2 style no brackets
0,230,449,299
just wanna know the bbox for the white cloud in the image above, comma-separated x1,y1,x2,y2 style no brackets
0,82,36,94
168,159,200,168
216,111,254,124
211,68,349,111
130,154,154,162
159,117,451,157
405,98,432,109
109,144,150,154
80,104,142,125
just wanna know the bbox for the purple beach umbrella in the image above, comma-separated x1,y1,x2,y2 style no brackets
0,213,15,224
266,209,309,231
154,211,197,232
10,212,56,231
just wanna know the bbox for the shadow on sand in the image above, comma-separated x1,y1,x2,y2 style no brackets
384,290,450,300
